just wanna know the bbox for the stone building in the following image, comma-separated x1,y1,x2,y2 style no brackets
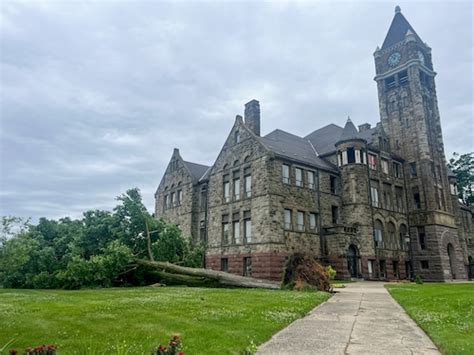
155,7,474,281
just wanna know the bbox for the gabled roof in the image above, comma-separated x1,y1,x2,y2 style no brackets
305,124,344,156
183,161,210,181
382,7,424,50
259,129,337,172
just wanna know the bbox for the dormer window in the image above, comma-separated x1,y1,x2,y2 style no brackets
235,130,241,143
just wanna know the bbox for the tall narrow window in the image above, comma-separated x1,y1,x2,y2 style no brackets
395,186,404,212
282,164,290,184
295,168,303,187
413,187,421,209
243,257,252,277
381,159,389,174
410,162,417,177
368,154,377,170
330,176,337,194
347,148,355,163
296,211,304,231
418,227,426,250
232,212,240,244
222,215,229,244
235,130,240,143
331,206,338,224
244,167,251,197
199,220,206,242
170,192,175,206
220,258,228,272
200,186,207,210
164,195,169,209
307,171,315,189
371,184,379,208
177,190,182,205
233,170,240,201
309,213,317,231
284,209,292,230
393,162,401,178
383,183,392,210
244,210,252,243
374,220,384,248
223,174,230,202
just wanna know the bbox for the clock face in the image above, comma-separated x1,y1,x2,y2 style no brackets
388,52,401,67
417,51,425,65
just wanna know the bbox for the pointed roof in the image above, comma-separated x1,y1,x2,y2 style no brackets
305,124,344,156
338,118,359,142
183,160,210,181
382,6,424,49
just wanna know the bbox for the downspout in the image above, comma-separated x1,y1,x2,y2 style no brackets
365,143,377,279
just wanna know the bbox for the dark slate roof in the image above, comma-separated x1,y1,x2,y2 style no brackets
357,126,377,145
382,9,424,49
338,118,360,142
259,129,337,172
183,161,210,181
305,124,343,155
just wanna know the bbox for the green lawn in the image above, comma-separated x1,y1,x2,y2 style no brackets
386,283,474,355
0,287,330,354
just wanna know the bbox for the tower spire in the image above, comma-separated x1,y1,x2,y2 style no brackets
381,7,423,49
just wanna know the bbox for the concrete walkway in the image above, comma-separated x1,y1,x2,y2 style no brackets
258,282,440,355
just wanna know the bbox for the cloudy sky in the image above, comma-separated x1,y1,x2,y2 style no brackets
1,0,472,221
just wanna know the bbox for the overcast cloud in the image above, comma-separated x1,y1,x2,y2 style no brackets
0,0,472,221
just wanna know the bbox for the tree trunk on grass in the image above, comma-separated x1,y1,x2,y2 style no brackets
136,259,280,289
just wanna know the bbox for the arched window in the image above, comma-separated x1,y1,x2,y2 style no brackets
235,130,241,143
387,222,396,249
233,160,240,166
374,220,384,248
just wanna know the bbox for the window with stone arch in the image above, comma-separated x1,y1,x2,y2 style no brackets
374,219,384,248
387,222,396,249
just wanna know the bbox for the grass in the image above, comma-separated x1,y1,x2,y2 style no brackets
0,287,330,354
386,283,474,355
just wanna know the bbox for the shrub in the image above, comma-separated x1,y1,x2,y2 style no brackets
326,265,336,280
415,275,424,284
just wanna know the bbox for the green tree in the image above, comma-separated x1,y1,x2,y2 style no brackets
448,152,474,207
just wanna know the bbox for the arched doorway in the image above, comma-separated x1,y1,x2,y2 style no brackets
347,245,359,278
447,243,456,279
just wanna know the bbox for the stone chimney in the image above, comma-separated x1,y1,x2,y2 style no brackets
244,99,260,136
358,123,371,132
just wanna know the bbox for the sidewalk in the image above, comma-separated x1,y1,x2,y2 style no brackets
257,282,440,355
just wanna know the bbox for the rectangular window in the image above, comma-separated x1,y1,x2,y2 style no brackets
395,186,404,212
170,192,175,206
164,195,169,209
296,211,304,231
393,162,402,178
307,171,315,189
233,179,240,201
177,190,182,205
347,147,355,164
355,149,361,164
244,211,251,243
368,154,377,170
371,186,379,208
232,212,240,244
222,215,229,244
295,168,303,187
381,159,389,174
309,213,317,231
282,164,290,184
220,258,228,272
383,183,392,210
410,162,417,177
244,167,251,198
199,220,206,242
385,75,396,90
200,186,207,210
399,70,408,85
223,174,230,202
420,260,429,270
413,187,421,209
243,257,252,277
284,209,292,230
330,176,337,194
331,206,338,224
418,227,426,250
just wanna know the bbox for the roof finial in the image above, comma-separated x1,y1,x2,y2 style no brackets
347,116,352,122
395,5,401,13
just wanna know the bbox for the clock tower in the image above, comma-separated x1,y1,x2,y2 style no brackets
374,6,468,280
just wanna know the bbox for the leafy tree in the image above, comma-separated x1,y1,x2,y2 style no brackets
448,152,474,207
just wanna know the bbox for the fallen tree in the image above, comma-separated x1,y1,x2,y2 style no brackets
135,259,280,289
